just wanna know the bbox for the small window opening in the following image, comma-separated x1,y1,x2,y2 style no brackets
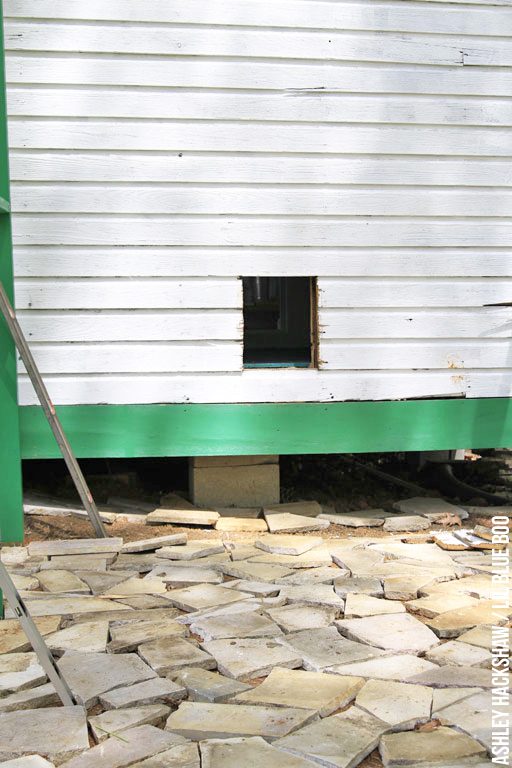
242,276,317,368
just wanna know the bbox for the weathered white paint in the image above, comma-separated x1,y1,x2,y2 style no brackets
5,0,512,406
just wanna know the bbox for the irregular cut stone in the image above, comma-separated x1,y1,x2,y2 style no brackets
337,614,439,654
114,595,175,610
234,666,365,717
146,565,222,587
40,556,109,571
279,627,387,671
190,611,283,640
100,677,186,709
46,620,109,655
279,585,344,610
222,579,279,597
331,548,384,576
146,508,219,526
432,687,483,713
0,616,61,654
334,576,383,598
156,541,225,560
165,701,316,741
227,544,262,561
406,593,480,618
108,617,188,653
456,625,493,650
318,511,386,528
216,507,262,518
408,666,493,689
0,682,60,713
59,724,187,768
11,574,40,591
164,584,251,612
138,638,216,674
37,570,90,594
172,667,252,703
1,545,29,565
0,653,46,695
254,535,323,556
264,501,323,518
4,596,132,619
129,743,199,768
264,513,329,534
274,706,388,768
326,655,438,682
369,541,456,567
74,570,136,595
101,575,167,596
277,567,342,586
177,600,265,626
0,757,56,768
379,726,487,767
111,554,162,573
425,602,495,638
266,604,337,633
57,651,156,707
425,640,491,668
422,574,493,601
343,594,405,618
393,497,466,518
220,561,294,582
89,704,170,742
28,538,123,557
0,706,89,764
356,679,432,730
215,518,268,532
121,534,188,553
200,736,320,768
201,637,302,680
249,547,332,569
383,516,430,532
433,690,492,751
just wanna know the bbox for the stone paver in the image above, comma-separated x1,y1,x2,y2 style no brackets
121,534,188,553
28,539,123,557
392,497,466,518
319,510,386,527
425,639,491,668
326,654,438,682
146,509,219,526
383,515,430,532
266,604,337,633
222,579,279,597
146,565,222,587
425,602,495,638
57,651,156,707
249,548,332,569
406,593,480,618
172,668,252,703
279,627,388,671
431,687,483,712
156,541,225,560
99,677,186,709
201,637,302,680
254,535,323,555
264,501,323,518
433,690,492,751
220,561,295,583
233,666,364,716
337,613,440,654
37,570,90,594
0,757,56,768
45,620,109,655
165,701,316,741
274,706,388,768
129,743,199,768
138,638,216,675
0,616,61,654
356,679,432,729
88,704,170,742
409,666,493,689
108,617,188,653
190,611,283,640
0,682,60,714
0,653,46,695
343,594,405,618
379,726,487,767
200,736,319,768
164,584,251,612
0,706,89,764
276,567,341,586
334,576,383,598
4,596,132,619
215,517,268,532
101,576,167,596
279,585,344,610
457,625,493,650
40,555,110,571
264,513,329,534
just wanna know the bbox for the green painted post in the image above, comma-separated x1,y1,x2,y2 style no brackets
0,2,24,543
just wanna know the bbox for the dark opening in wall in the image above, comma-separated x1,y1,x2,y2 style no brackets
242,276,317,368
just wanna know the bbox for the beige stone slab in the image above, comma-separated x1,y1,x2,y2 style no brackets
46,620,109,655
0,653,46,695
383,515,430,532
165,584,251,612
143,565,220,588
139,638,216,674
0,616,61,654
114,594,176,610
279,627,387,672
406,593,480,618
433,690,493,751
4,596,133,619
28,538,122,557
121,534,188,553
254,535,323,555
107,617,188,653
165,701,315,741
146,508,220,526
433,531,470,551
99,677,186,710
277,568,342,586
334,576,383,598
343,594,405,618
326,654,437,683
425,601,496,638
37,570,90,594
456,625,493,650
356,679,432,730
421,574,493,601
0,546,29,566
172,668,252,703
432,687,484,712
101,575,168,597
0,706,89,764
11,574,39,591
222,579,279,597
248,547,332,569
264,501,323,518
266,604,337,634
89,704,170,743
226,544,262,561
379,726,487,767
200,736,318,768
191,611,283,641
201,637,302,681
425,640,491,668
215,518,268,532
40,555,110,571
0,682,60,714
73,570,135,595
233,666,364,716
393,497,466,517
220,561,294,582
155,541,225,560
279,584,344,611
319,511,385,528
337,614,440,654
0,756,56,767
129,743,200,768
408,666,493,689
264,513,329,534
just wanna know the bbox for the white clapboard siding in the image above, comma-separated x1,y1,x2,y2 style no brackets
18,341,241,374
13,247,512,279
9,88,512,128
16,370,512,406
319,278,512,308
9,120,510,156
3,22,463,66
4,0,510,37
12,216,512,247
11,186,512,217
17,310,243,342
320,308,512,339
321,340,512,370
14,278,241,310
10,154,512,188
7,57,512,97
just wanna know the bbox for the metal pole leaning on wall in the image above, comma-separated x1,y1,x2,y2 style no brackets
0,280,108,538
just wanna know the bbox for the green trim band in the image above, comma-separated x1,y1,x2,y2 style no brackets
19,398,512,459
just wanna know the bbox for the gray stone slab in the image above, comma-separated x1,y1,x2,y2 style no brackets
234,666,365,717
172,667,252,703
337,614,440,654
456,625,494,650
0,682,60,713
356,679,432,730
138,637,216,674
279,627,388,671
4,595,133,619
264,501,323,518
334,576,383,598
0,706,89,764
0,653,46,695
264,513,329,534
274,706,388,768
383,516,430,532
249,547,332,569
190,611,283,640
37,570,90,594
40,556,109,571
114,595,176,610
433,691,492,751
406,593,480,618
393,496,467,518
319,511,386,528
379,726,487,767
59,724,187,768
279,585,344,611
164,584,251,612
99,677,186,709
201,637,302,680
146,565,222,587
122,533,188,553
220,561,295,582
146,508,219,526
110,554,162,573
129,743,199,768
425,640,491,668
431,687,483,713
276,567,343,586
254,535,323,555
326,654,438,683
108,616,188,653
343,594,405,618
200,736,319,768
57,651,156,707
89,704,170,742
28,538,123,557
155,541,225,560
266,604,337,633
165,701,316,741
74,570,136,595
408,666,494,689
46,620,109,655
222,579,279,597
101,575,168,597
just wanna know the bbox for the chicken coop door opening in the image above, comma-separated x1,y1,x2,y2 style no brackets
242,277,317,368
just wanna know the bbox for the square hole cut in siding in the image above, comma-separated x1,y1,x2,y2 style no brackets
242,276,317,368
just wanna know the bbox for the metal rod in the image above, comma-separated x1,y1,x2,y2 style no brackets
0,560,76,705
0,280,108,538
